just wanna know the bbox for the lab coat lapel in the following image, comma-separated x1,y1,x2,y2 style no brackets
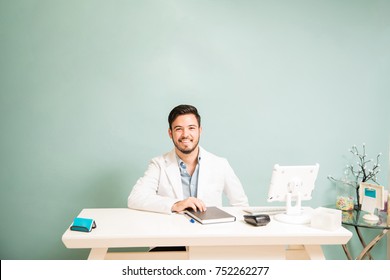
196,147,210,199
164,150,183,199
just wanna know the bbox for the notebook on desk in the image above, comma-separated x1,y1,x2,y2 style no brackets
184,206,236,224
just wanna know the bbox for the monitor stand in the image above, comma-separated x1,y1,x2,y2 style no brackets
273,192,313,224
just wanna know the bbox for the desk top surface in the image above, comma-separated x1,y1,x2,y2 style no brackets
62,207,352,249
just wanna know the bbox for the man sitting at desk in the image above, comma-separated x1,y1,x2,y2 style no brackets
127,104,249,214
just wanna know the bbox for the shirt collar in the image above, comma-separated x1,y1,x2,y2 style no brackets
176,149,202,166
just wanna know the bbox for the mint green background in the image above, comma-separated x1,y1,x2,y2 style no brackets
1,0,389,260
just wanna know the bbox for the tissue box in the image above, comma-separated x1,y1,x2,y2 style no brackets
310,207,341,231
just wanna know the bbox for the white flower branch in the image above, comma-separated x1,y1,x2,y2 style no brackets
328,143,382,208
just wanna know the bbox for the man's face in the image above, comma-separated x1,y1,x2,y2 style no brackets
168,114,202,155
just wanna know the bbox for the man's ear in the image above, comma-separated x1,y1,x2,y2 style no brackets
168,128,172,139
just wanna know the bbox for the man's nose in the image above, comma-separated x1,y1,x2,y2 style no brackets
182,128,189,137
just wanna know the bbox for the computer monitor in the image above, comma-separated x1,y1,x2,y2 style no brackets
267,163,320,224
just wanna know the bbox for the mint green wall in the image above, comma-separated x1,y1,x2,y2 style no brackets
1,0,389,260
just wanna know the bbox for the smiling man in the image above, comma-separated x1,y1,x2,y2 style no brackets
127,104,248,214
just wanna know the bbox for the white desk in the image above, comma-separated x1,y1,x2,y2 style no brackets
62,207,352,260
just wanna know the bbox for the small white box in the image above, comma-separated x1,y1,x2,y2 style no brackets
310,207,341,231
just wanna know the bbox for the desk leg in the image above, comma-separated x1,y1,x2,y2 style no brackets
88,248,108,260
355,226,373,260
342,244,353,260
286,245,325,260
304,245,325,260
356,229,388,260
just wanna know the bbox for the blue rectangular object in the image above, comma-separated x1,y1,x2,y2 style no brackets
70,217,96,232
364,188,376,199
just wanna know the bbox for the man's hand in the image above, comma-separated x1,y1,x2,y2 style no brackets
171,197,207,213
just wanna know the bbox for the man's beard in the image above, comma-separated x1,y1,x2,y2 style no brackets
173,137,200,154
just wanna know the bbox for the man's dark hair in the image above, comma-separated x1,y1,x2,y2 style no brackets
168,104,201,129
